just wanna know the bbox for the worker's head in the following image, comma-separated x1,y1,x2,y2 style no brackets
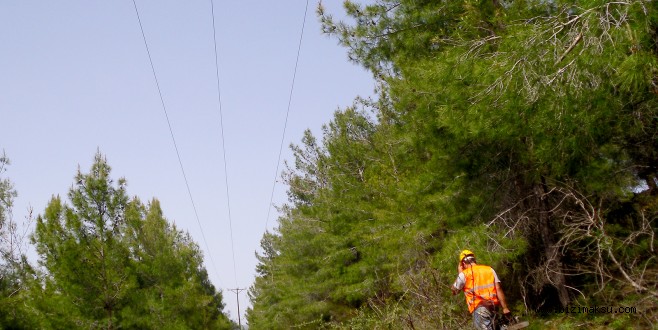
459,249,476,265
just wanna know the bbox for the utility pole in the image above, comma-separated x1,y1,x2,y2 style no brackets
229,288,246,329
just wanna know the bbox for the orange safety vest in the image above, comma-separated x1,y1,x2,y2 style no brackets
461,264,500,313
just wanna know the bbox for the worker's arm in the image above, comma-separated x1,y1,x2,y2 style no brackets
495,282,511,314
452,264,465,295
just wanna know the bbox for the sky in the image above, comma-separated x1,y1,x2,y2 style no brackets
0,0,374,324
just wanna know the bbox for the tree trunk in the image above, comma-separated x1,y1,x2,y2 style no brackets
534,180,570,308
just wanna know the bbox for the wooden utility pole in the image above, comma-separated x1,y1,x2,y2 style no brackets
229,288,246,329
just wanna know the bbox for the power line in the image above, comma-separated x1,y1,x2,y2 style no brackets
265,0,310,231
208,0,239,288
131,0,222,286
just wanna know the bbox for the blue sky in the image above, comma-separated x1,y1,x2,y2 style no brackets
0,0,374,323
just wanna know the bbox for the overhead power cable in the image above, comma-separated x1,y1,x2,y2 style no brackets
208,0,239,288
265,0,310,231
131,0,222,285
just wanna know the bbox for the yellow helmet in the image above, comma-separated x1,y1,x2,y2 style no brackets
459,250,475,262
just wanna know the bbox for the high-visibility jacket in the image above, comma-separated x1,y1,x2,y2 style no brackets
462,264,500,313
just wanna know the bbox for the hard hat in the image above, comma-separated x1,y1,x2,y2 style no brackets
459,250,475,262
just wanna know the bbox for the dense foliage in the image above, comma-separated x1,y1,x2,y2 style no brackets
248,1,658,329
0,152,235,329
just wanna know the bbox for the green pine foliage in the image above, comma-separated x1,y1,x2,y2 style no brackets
26,152,234,329
249,1,658,329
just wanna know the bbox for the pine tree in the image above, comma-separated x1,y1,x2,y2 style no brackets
122,199,233,329
32,153,135,328
31,152,235,329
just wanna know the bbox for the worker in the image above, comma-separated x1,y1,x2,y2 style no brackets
451,250,511,329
